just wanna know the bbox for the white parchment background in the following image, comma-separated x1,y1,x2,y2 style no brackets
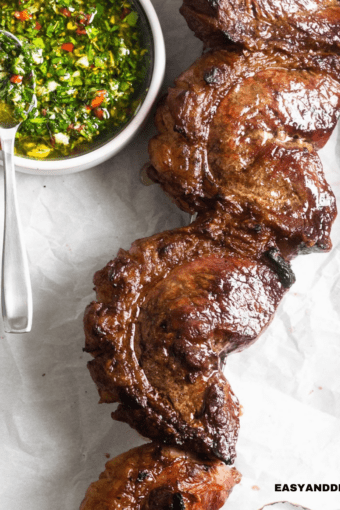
0,1,339,509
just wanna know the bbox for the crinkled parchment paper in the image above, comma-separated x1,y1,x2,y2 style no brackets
0,1,339,509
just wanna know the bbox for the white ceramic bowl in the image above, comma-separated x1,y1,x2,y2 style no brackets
9,0,165,176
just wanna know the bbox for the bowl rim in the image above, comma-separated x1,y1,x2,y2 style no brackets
9,0,166,175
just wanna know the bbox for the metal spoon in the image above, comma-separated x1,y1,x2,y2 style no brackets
0,30,36,333
260,503,311,510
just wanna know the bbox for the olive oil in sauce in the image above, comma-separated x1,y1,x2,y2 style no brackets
0,0,149,159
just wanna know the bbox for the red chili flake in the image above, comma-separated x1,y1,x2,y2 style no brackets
10,75,23,84
42,109,47,116
120,7,131,19
60,7,71,17
91,97,104,108
85,105,91,111
67,123,74,131
61,42,74,52
91,90,106,108
76,28,87,35
34,22,41,30
14,10,32,21
93,108,104,120
78,13,91,25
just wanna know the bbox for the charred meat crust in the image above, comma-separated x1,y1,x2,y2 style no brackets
83,2,340,476
83,210,292,462
264,248,296,289
148,49,338,257
180,0,340,54
79,443,241,510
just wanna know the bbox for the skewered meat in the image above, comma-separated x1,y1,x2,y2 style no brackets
148,48,339,258
180,0,340,53
84,209,292,462
82,0,340,506
79,443,241,510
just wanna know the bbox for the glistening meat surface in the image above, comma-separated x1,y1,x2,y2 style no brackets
82,2,340,506
79,443,241,510
148,48,339,258
84,212,289,462
180,0,340,53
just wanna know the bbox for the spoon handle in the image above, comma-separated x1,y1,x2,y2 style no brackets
1,130,32,333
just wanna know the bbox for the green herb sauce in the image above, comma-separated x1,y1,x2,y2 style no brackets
0,32,34,127
0,0,149,158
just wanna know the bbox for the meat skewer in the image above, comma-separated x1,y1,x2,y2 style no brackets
84,43,340,462
82,2,340,507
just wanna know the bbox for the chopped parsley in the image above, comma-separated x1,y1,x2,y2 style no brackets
0,0,149,158
0,32,34,127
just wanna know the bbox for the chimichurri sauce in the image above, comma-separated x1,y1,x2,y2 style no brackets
0,32,34,127
0,0,148,158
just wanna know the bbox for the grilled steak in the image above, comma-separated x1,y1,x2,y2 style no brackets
180,0,340,53
82,2,340,504
148,48,339,258
84,209,292,462
79,443,241,510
